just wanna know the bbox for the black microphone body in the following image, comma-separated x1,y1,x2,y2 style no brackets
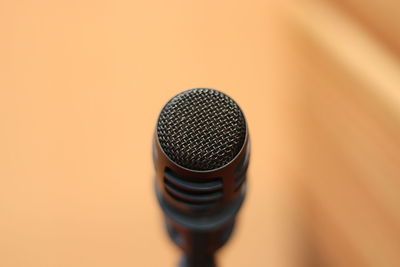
153,88,250,267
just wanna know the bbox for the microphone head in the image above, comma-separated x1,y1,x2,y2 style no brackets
157,88,246,171
153,88,249,214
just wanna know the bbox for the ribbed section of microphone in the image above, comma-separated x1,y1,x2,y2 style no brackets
153,88,250,267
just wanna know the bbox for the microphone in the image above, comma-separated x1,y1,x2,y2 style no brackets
153,88,250,267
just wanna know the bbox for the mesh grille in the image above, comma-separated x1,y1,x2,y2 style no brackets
157,88,246,171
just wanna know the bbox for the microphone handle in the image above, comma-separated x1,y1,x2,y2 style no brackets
179,253,216,267
165,217,236,267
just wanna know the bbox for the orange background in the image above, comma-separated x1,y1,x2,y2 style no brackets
0,1,300,266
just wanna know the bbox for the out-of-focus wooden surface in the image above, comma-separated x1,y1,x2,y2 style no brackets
1,0,400,266
287,1,400,266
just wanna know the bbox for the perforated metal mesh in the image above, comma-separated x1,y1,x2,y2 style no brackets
157,88,246,171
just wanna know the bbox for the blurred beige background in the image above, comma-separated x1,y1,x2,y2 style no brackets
1,0,399,266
